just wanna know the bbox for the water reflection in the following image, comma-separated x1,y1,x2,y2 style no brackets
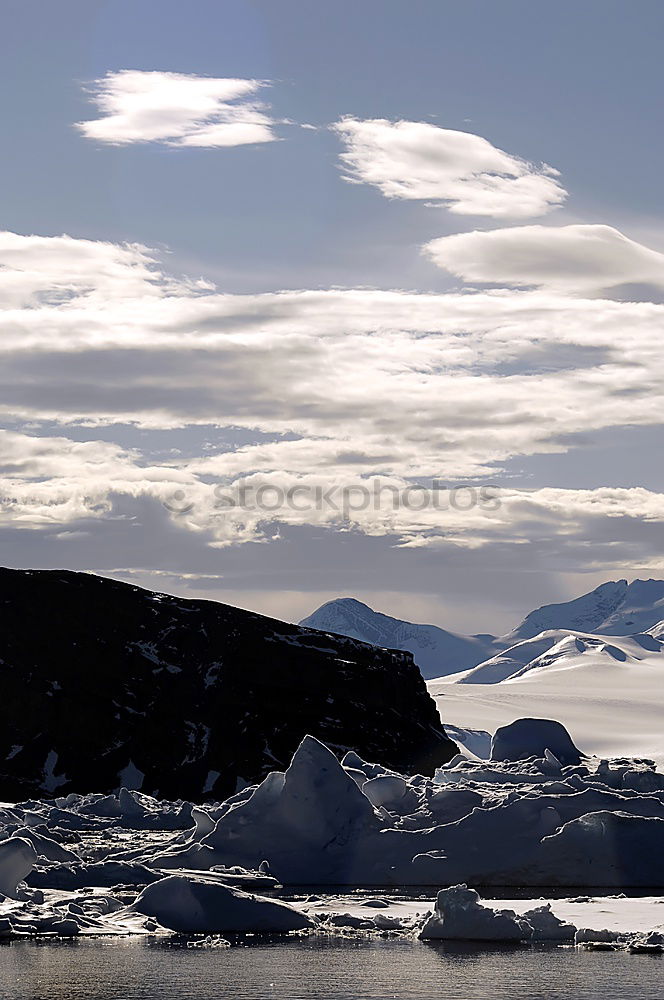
0,937,661,1000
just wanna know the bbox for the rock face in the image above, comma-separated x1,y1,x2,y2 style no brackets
0,568,457,801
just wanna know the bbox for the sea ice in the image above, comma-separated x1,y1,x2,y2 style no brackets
490,718,582,765
0,837,37,899
1,732,664,942
200,736,382,883
419,885,532,941
126,875,314,933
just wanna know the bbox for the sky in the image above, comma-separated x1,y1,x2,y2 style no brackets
2,0,664,634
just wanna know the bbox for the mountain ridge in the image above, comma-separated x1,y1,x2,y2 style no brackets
301,579,664,680
299,597,498,679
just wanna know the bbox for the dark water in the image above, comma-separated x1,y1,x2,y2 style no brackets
0,938,662,1000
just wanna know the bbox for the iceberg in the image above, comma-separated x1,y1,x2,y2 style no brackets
419,885,532,941
0,836,37,899
127,875,314,933
200,736,383,884
490,718,582,765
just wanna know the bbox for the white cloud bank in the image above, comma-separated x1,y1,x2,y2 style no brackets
424,224,664,295
3,425,664,568
2,226,664,568
77,70,276,147
333,117,566,218
1,228,664,478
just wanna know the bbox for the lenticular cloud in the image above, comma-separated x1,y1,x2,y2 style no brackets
424,224,664,294
77,70,276,147
333,117,566,218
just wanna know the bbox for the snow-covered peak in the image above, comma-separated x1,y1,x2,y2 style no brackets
451,625,664,685
452,630,577,685
504,579,664,642
299,599,497,679
507,634,632,680
299,598,395,647
597,579,664,634
504,580,629,642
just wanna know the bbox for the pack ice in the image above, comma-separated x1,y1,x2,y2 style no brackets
1,725,664,941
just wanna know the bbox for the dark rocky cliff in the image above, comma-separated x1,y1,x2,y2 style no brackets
0,568,457,800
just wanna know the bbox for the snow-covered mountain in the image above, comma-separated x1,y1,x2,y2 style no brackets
301,579,664,680
425,582,664,765
504,578,664,643
299,597,497,679
454,625,664,684
430,622,664,766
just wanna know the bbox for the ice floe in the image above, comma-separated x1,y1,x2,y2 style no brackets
1,730,663,944
124,875,314,934
419,885,533,941
490,717,582,765
0,836,37,898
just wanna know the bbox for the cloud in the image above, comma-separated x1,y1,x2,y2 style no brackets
3,426,664,572
77,70,276,147
333,117,566,218
2,226,664,581
424,224,664,295
2,229,664,484
0,230,205,307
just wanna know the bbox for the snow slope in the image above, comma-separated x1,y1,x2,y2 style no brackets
430,628,664,767
299,583,664,765
453,627,663,684
299,597,497,679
